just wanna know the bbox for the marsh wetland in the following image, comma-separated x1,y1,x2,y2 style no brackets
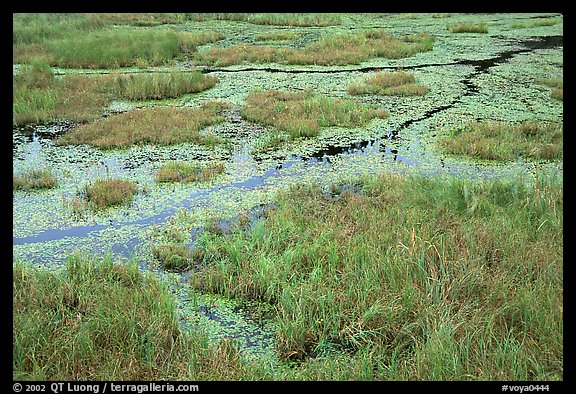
13,13,563,380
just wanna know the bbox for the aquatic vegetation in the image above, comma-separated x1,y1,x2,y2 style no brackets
13,254,258,380
255,31,302,42
12,13,564,381
57,102,230,149
13,13,103,46
13,168,57,191
87,13,189,27
81,178,138,210
438,121,563,161
156,160,225,183
13,13,224,67
535,77,563,101
13,62,115,126
550,88,563,101
448,22,489,33
152,243,193,271
46,30,194,69
241,89,388,151
186,13,342,27
347,70,429,96
195,170,562,379
197,29,434,66
511,18,561,29
111,72,219,100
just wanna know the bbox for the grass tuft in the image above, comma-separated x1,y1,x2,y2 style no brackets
347,70,429,96
156,160,225,183
13,59,60,125
81,178,138,210
535,78,563,102
512,18,561,29
87,13,188,27
111,72,218,101
448,22,489,33
47,30,185,69
197,29,434,66
438,120,563,161
57,102,230,149
152,243,193,271
13,60,114,126
13,13,103,55
185,13,342,27
13,13,224,69
14,65,219,127
13,168,57,191
241,89,388,151
550,88,563,101
13,254,255,380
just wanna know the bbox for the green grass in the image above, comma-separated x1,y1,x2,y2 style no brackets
185,13,342,27
13,168,57,191
13,13,224,68
152,243,194,271
347,70,429,96
197,29,434,66
512,18,561,29
14,170,563,380
57,102,230,149
156,160,225,183
13,87,61,126
111,72,219,100
191,170,562,380
13,59,61,125
241,89,388,151
550,88,563,101
448,22,489,33
80,178,138,210
13,61,117,126
13,13,103,46
438,121,563,161
46,29,196,69
536,78,563,101
87,13,188,27
150,222,196,271
13,60,219,127
255,31,302,42
13,254,258,380
535,78,562,89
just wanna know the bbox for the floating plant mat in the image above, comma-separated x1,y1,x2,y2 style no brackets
165,272,279,365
